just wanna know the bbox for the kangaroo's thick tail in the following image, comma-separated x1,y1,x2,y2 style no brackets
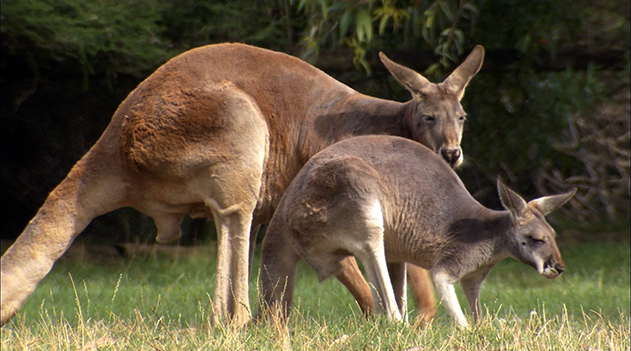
1,152,126,326
335,256,374,315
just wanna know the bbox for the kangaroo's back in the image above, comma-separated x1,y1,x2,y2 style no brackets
303,135,476,211
110,43,354,133
277,135,481,263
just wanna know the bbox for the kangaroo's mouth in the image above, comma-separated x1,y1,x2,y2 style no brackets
541,262,565,279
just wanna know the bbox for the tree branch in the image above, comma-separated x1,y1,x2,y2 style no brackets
313,48,627,73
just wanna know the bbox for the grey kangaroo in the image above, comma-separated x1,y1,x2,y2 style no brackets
258,135,575,327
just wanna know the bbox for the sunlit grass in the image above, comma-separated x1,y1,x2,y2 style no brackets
1,240,629,350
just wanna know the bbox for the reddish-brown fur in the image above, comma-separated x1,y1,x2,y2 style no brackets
1,43,484,326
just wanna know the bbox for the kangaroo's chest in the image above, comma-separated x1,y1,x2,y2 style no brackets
383,228,447,268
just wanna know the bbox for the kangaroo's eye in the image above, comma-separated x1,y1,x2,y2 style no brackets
527,235,545,244
423,115,435,122
459,115,467,122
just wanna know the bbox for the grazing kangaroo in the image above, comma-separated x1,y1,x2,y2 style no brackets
258,135,575,327
1,43,484,326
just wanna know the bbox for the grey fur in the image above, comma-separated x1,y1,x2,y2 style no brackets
258,135,576,327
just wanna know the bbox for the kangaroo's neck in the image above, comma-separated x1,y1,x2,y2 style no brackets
338,95,414,138
298,95,414,161
448,208,514,264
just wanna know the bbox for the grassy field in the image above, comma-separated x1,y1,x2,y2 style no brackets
1,237,629,350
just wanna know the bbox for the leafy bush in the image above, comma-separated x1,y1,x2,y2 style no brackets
1,0,628,243
1,0,173,88
460,66,629,222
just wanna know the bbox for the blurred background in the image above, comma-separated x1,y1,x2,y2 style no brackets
1,0,628,246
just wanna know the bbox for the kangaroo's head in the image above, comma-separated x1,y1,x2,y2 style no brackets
379,46,484,168
497,178,577,279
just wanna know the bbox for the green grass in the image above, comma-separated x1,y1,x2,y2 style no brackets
1,240,629,350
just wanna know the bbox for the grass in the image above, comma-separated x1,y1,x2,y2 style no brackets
1,239,629,350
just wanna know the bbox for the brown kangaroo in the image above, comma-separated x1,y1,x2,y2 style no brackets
1,43,484,326
258,135,575,327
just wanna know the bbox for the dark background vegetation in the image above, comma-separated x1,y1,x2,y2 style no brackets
1,0,629,244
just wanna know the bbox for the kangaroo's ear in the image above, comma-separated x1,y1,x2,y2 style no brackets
528,188,577,216
442,45,484,100
379,52,433,100
497,177,529,222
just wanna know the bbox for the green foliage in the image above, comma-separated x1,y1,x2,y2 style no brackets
1,0,173,87
463,67,601,176
295,0,480,71
458,65,628,219
1,0,295,88
477,0,629,59
160,0,294,52
0,0,628,238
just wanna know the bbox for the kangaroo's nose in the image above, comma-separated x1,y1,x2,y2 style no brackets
441,148,461,165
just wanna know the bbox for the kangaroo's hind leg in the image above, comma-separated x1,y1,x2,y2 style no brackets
355,243,402,321
388,262,408,321
186,82,268,326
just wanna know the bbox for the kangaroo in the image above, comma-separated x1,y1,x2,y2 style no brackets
1,43,484,326
258,135,575,327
